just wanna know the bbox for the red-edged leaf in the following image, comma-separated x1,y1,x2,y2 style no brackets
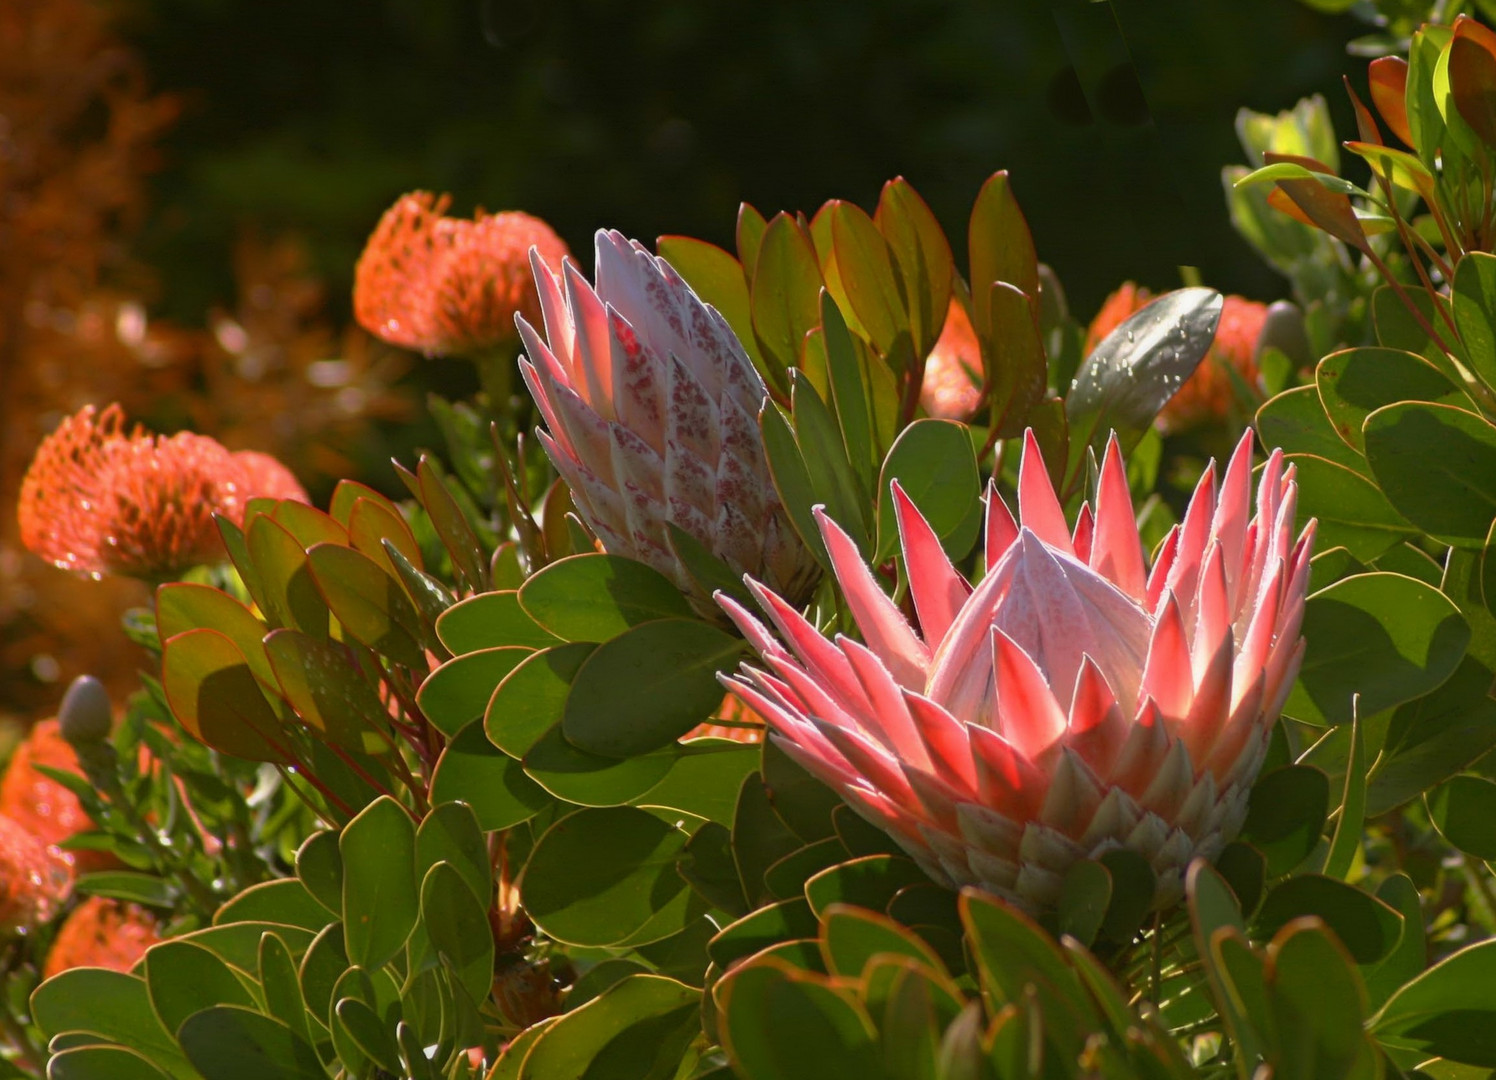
737,203,768,275
1262,152,1371,255
329,479,404,528
347,497,422,578
1344,77,1383,147
1369,57,1414,148
1450,18,1496,151
829,201,905,357
162,628,293,764
750,212,824,389
875,178,955,358
986,282,1048,438
968,171,1038,336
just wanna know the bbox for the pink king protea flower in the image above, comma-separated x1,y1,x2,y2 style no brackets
720,430,1314,911
517,230,820,612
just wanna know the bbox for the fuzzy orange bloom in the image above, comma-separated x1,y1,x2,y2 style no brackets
0,720,104,873
1085,285,1269,432
17,404,308,579
918,298,984,421
0,814,73,935
353,191,570,357
43,896,160,977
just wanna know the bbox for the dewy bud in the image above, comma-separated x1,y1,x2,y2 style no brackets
58,675,112,745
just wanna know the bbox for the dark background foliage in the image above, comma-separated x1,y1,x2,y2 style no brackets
120,0,1363,325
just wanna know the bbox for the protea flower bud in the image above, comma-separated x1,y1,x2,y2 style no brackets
57,674,112,745
18,403,308,580
720,430,1313,911
517,230,819,612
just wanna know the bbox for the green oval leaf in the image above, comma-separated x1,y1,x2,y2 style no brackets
1364,401,1496,548
1427,774,1496,860
1254,874,1402,964
213,879,333,932
419,862,494,1002
563,618,744,758
516,974,700,1080
486,642,597,758
1067,287,1222,457
518,554,695,642
435,590,562,654
339,796,417,970
1315,346,1467,455
307,542,425,667
430,719,550,831
31,969,188,1078
522,807,694,947
263,628,388,754
417,646,530,737
1453,250,1496,393
155,583,272,687
176,1006,326,1080
1284,453,1414,561
1285,572,1469,726
873,419,982,563
145,940,257,1037
1374,938,1496,1064
1239,765,1330,877
48,1046,174,1080
161,628,292,764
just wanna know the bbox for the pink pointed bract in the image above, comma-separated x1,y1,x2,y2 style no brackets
517,230,820,612
720,430,1314,911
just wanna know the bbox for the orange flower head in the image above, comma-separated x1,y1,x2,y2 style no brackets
1085,285,1269,432
17,404,306,579
230,450,310,504
43,896,160,977
0,814,73,935
353,191,571,357
919,298,984,421
0,720,112,874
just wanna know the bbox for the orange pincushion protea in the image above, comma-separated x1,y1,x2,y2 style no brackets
0,814,72,935
1086,284,1269,432
353,191,571,357
17,403,308,579
919,298,984,421
43,896,160,977
0,720,111,873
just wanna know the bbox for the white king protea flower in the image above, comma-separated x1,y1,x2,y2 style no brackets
517,230,819,610
720,430,1314,911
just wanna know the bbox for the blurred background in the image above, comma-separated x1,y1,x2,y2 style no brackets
0,0,1363,719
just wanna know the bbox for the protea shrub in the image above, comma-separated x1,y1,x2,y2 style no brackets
517,230,820,612
721,430,1313,911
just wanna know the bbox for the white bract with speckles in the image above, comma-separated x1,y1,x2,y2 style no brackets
518,231,818,611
